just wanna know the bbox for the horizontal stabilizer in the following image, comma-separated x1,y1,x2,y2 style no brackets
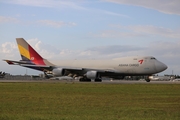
3,59,34,65
20,64,51,68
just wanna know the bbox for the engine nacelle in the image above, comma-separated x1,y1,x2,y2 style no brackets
86,71,99,79
52,68,65,77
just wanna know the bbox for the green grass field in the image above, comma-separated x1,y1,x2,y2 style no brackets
0,82,179,120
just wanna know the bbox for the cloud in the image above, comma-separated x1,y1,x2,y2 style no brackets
26,38,76,59
127,25,180,38
91,8,129,17
1,38,179,61
37,20,77,28
26,38,59,59
85,45,144,55
0,16,19,23
94,25,180,38
93,30,142,38
1,0,129,17
146,41,180,63
77,45,145,60
0,15,77,28
103,0,180,15
0,42,18,58
2,0,85,10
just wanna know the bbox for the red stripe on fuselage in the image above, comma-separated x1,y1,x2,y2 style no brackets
29,45,45,65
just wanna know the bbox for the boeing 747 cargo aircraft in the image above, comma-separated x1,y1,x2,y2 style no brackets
4,38,167,82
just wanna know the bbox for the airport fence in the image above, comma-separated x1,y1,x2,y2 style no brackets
0,75,45,80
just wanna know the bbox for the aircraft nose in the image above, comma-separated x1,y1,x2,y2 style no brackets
155,61,168,73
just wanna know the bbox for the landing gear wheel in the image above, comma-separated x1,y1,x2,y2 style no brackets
95,79,102,82
145,76,150,82
86,79,91,82
146,79,150,82
79,78,84,82
79,78,91,82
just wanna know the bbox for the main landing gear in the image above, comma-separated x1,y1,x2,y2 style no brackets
145,76,151,82
79,77,102,82
79,77,91,82
94,78,102,82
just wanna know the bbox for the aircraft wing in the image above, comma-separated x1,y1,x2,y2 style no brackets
55,66,116,73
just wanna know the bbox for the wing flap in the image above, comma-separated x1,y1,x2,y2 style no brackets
56,66,83,71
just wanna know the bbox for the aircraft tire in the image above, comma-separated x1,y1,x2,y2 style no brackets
79,78,91,82
95,79,102,82
145,76,150,82
86,79,91,82
146,79,150,82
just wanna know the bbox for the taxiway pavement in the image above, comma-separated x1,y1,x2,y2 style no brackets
0,79,179,84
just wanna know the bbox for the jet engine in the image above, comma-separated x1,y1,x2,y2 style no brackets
52,68,65,76
86,71,99,79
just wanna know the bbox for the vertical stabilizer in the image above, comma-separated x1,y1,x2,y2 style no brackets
16,38,46,65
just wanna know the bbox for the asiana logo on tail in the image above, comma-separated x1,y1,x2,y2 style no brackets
138,59,144,64
31,57,34,60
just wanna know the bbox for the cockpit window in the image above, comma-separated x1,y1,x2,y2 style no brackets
151,57,156,60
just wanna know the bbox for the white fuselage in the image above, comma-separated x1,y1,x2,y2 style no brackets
50,56,167,75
